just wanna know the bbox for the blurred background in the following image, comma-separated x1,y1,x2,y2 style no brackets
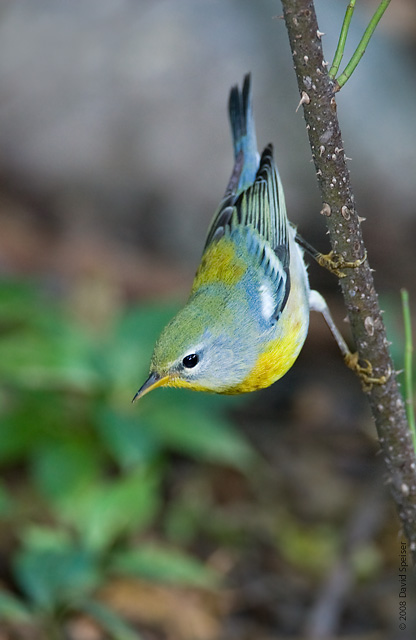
0,0,415,638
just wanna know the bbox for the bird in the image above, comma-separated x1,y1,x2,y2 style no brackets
133,74,358,401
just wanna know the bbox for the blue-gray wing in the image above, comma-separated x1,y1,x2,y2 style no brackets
205,145,291,322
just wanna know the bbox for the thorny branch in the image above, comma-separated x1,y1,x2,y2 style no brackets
280,0,416,558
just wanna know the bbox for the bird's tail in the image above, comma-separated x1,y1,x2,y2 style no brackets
228,73,259,191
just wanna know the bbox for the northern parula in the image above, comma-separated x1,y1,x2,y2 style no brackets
133,74,351,400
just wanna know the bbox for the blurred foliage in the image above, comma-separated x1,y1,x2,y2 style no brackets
0,278,255,638
0,279,413,639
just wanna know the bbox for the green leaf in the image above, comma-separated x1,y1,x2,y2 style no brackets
32,439,102,502
0,590,32,622
0,386,97,469
111,544,219,588
0,281,101,392
19,525,74,551
0,411,39,463
144,397,256,470
0,327,100,391
0,280,41,327
99,303,179,393
14,543,101,610
80,599,143,640
58,469,161,551
94,407,159,469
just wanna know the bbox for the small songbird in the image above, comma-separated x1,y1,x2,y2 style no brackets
133,74,352,401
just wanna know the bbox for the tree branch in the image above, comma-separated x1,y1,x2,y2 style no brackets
281,0,416,558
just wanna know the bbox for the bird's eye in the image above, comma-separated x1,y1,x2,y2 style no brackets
182,353,199,368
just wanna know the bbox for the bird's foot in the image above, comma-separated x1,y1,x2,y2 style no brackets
316,250,367,278
344,352,390,392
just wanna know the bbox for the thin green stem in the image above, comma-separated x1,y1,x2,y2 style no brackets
329,0,356,80
336,0,391,89
401,289,416,453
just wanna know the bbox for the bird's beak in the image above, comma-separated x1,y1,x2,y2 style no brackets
132,371,169,402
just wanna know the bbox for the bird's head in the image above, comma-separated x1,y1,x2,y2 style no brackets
133,292,256,400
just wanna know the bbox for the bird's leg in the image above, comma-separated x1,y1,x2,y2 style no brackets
309,290,390,391
296,232,367,278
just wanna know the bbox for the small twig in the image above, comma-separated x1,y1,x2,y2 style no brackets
328,0,356,80
401,289,416,453
336,0,391,90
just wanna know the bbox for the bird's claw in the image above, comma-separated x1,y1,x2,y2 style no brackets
344,352,390,392
316,250,367,278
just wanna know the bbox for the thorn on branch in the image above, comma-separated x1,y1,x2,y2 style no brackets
341,205,351,220
320,203,332,217
295,91,310,112
401,484,410,497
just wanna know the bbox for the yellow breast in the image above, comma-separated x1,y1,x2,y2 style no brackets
234,318,306,393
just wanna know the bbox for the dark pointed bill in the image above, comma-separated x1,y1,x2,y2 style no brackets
132,371,168,403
